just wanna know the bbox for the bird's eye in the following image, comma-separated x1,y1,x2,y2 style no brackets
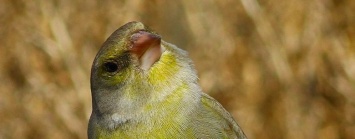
103,61,118,73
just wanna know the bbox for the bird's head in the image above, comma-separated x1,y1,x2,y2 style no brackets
90,21,197,116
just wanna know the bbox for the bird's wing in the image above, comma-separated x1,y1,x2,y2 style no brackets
194,93,247,139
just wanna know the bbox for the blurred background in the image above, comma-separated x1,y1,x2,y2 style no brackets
0,0,354,139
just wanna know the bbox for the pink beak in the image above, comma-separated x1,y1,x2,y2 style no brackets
130,31,165,70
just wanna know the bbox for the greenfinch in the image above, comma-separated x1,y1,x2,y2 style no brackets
88,21,247,139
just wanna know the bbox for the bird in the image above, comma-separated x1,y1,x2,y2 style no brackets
88,21,247,139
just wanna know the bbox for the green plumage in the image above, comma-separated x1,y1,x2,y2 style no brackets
88,21,247,139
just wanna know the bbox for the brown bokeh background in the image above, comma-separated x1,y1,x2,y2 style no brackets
1,0,354,139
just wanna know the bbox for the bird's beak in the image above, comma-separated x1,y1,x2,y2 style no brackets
130,31,165,70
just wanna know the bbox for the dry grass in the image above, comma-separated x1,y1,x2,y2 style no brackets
0,0,354,139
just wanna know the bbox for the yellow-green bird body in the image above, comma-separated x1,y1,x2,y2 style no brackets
88,21,247,139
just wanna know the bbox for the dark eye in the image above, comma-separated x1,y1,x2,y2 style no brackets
103,61,118,73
